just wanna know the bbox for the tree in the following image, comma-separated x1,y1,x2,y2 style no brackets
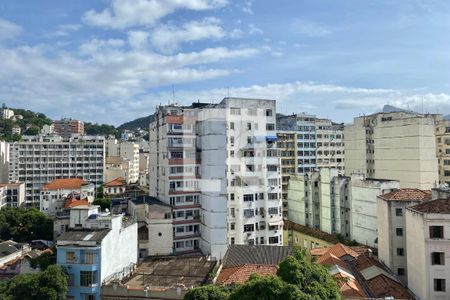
184,285,230,300
30,251,55,271
93,198,111,210
0,265,68,300
277,248,341,299
229,274,309,300
0,207,53,242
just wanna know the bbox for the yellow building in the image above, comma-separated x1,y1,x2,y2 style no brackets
283,219,338,250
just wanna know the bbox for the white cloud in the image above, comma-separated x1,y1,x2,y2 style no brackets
83,0,228,29
0,18,22,40
79,38,125,55
248,24,263,35
128,31,150,49
239,0,253,14
292,19,331,37
150,18,225,52
52,24,82,37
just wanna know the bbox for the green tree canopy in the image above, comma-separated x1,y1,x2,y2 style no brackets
184,246,341,300
0,265,68,300
0,207,53,242
184,285,230,300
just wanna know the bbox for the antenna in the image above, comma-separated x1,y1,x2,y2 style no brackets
172,85,175,105
421,96,424,114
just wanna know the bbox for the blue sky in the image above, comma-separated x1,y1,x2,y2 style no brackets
1,0,450,125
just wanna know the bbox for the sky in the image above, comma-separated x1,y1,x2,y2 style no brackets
1,0,450,125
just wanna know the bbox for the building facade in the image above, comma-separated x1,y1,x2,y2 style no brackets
0,108,14,120
406,198,450,300
436,117,450,185
287,169,399,247
40,178,95,216
57,206,137,300
149,98,283,258
344,111,438,189
377,188,431,284
8,135,105,206
106,140,139,183
53,118,85,138
0,141,9,182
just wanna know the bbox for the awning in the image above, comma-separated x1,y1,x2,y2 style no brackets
266,136,278,142
268,220,284,226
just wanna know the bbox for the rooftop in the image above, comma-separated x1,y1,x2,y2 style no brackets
42,178,87,190
64,197,89,208
284,220,340,244
56,229,110,244
378,188,432,201
131,195,171,207
408,198,450,214
222,245,293,268
121,256,216,291
217,264,278,285
104,177,126,188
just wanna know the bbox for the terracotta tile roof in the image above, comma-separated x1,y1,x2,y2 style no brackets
104,177,126,187
317,252,350,271
354,254,414,299
366,274,413,299
378,188,431,201
334,273,367,298
311,243,359,259
408,198,450,214
64,197,89,208
42,178,87,190
217,264,278,285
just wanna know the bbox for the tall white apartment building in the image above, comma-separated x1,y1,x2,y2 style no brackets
315,118,344,171
149,98,283,258
0,141,9,182
287,169,399,247
344,111,438,189
0,107,14,120
106,139,139,183
406,198,450,300
8,135,105,206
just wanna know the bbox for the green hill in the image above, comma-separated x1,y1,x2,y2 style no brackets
118,114,154,131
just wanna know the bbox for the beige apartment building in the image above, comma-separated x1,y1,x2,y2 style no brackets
435,117,450,185
315,118,344,171
377,188,431,284
345,111,438,189
406,198,450,300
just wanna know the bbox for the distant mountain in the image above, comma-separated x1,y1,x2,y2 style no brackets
382,104,405,113
444,115,450,121
118,114,154,131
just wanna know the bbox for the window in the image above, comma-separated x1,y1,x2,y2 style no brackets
80,271,97,286
430,226,444,239
397,248,404,256
266,123,275,131
83,251,95,264
395,208,403,216
431,252,445,265
230,222,235,230
68,273,75,286
230,122,235,130
243,209,255,218
85,295,96,300
396,228,403,236
243,194,254,202
244,224,254,232
247,123,252,130
398,268,405,276
268,207,278,215
66,251,76,263
229,193,235,201
434,279,446,292
247,137,253,144
268,236,279,244
266,109,273,117
231,237,235,244
230,108,241,115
